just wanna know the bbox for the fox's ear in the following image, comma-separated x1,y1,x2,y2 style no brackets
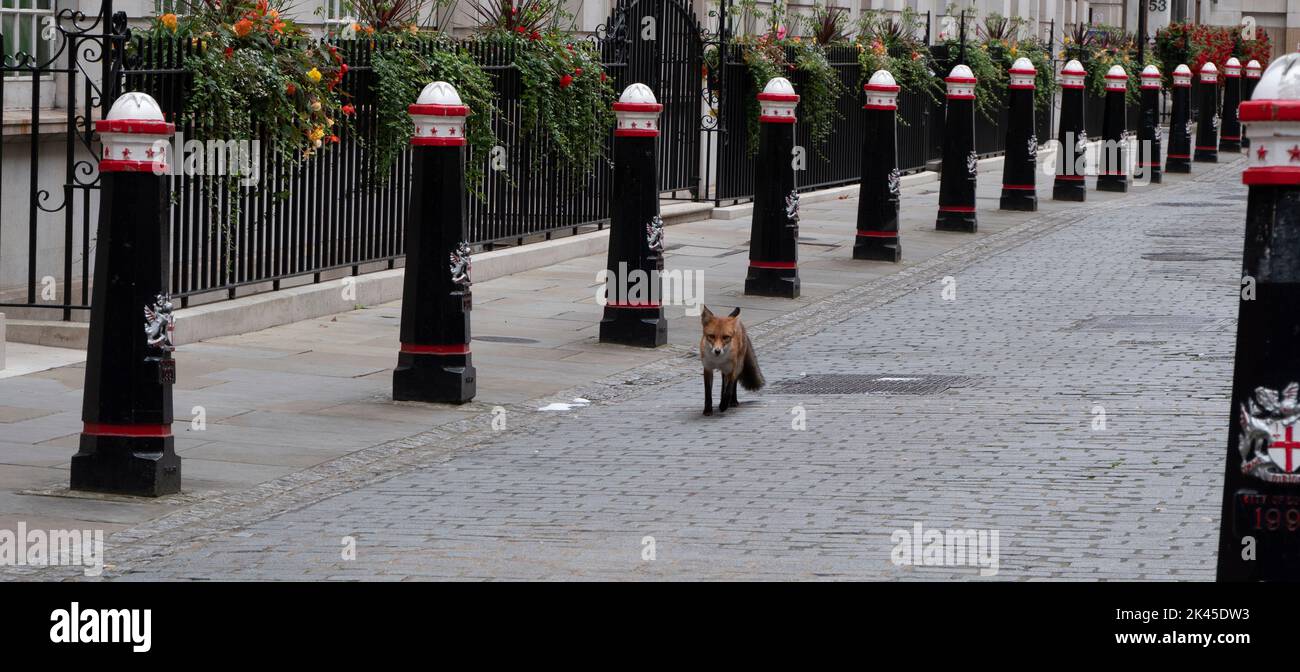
728,307,741,318
700,305,713,325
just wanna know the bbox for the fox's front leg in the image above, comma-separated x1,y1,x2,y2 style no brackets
719,372,733,412
703,369,714,416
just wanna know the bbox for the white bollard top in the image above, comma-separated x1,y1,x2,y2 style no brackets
409,81,469,147
1240,53,1300,186
863,69,899,111
1173,63,1193,87
757,77,799,123
96,92,174,173
1060,59,1086,89
945,64,976,99
1199,61,1218,84
613,83,663,137
1225,57,1243,78
1140,64,1161,90
1105,64,1128,92
1246,59,1264,79
1008,57,1036,89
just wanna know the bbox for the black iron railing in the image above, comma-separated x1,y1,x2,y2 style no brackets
117,35,628,305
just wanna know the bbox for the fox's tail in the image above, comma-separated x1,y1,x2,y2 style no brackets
739,334,765,391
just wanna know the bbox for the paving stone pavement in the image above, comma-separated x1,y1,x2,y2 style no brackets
24,160,1247,581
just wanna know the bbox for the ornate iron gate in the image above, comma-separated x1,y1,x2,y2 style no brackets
604,0,704,198
0,3,124,320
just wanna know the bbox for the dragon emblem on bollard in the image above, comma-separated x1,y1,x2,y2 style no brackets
1027,135,1038,160
1184,120,1194,138
646,215,664,254
1075,131,1087,156
784,191,800,223
1213,114,1221,130
887,168,901,197
143,294,175,352
1238,382,1300,484
966,150,978,176
449,241,472,289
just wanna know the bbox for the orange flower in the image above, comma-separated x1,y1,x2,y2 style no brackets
234,18,253,37
160,13,178,32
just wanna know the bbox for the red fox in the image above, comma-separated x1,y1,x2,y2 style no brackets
699,306,765,415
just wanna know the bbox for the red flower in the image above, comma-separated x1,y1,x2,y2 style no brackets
530,30,540,41
575,67,583,76
285,82,296,96
341,104,355,116
224,46,233,60
559,74,573,88
600,72,607,82
329,135,340,143
340,63,349,74
515,25,526,34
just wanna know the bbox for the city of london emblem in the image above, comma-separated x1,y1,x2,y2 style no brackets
143,294,175,352
449,241,472,289
1238,383,1300,485
785,191,800,223
646,215,664,254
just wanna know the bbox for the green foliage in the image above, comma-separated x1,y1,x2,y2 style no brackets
854,7,940,101
476,28,615,174
370,36,498,192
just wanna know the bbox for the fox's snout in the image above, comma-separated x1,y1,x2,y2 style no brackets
710,344,725,356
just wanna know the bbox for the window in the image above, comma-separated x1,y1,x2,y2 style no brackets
1,0,55,67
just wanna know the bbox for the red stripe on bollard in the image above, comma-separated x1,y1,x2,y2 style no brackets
411,137,467,147
98,160,169,173
749,260,797,269
400,343,471,355
82,423,173,438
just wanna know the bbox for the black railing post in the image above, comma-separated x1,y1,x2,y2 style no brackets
1217,58,1300,580
1220,57,1243,153
72,92,181,497
1054,59,1087,201
1243,59,1263,148
1166,64,1194,172
1096,65,1130,192
392,81,477,404
1194,62,1220,162
744,77,800,299
1138,64,1163,184
600,83,667,347
936,64,978,232
1000,57,1039,211
854,69,902,261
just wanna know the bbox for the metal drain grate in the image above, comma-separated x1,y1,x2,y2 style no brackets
1141,252,1233,262
1067,315,1231,332
770,374,976,395
473,335,540,344
1154,202,1218,207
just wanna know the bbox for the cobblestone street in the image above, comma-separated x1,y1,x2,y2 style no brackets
55,159,1241,581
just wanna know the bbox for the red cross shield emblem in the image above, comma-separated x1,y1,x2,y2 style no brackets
1268,424,1300,473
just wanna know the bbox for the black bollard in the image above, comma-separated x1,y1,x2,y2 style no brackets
1242,59,1262,149
1220,57,1243,153
1166,64,1194,173
745,77,800,298
72,92,181,496
1194,62,1220,163
1000,57,1038,211
1053,59,1088,201
1096,65,1130,193
854,69,902,262
1216,54,1300,580
600,83,667,346
936,64,978,232
393,81,476,404
1137,64,1163,184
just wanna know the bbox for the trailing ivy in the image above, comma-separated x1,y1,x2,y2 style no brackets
369,35,498,193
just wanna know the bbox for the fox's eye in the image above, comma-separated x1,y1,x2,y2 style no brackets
723,336,731,341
